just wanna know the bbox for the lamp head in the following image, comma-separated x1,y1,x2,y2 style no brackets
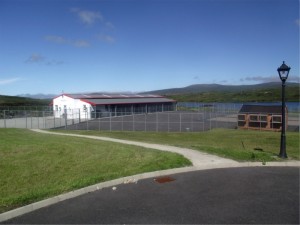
277,61,290,82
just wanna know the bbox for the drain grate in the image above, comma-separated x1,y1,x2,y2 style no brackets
154,176,176,184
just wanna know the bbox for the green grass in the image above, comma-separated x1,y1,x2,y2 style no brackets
56,129,300,162
0,129,191,213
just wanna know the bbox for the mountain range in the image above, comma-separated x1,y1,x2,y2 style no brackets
1,82,298,104
15,82,299,99
141,82,299,95
17,93,57,99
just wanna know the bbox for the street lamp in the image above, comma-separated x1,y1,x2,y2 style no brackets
277,61,290,158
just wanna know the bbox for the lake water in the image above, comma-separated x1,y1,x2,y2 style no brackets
178,102,300,113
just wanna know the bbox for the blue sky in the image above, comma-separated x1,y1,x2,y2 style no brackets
0,0,299,96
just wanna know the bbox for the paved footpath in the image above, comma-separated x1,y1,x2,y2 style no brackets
31,129,239,168
30,129,299,169
0,129,299,223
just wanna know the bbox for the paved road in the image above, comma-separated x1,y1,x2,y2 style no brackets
3,167,299,224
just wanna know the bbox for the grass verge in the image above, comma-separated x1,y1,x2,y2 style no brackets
0,128,191,213
55,128,300,162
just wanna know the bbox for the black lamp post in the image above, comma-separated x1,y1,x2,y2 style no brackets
277,61,290,158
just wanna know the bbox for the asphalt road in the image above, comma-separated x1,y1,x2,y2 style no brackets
3,167,299,224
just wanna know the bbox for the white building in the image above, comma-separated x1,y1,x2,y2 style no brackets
52,93,176,119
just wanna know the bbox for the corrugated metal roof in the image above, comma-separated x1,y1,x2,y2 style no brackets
65,93,163,99
84,97,176,105
56,93,176,105
239,105,283,114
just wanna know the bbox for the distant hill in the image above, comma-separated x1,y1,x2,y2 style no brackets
142,82,296,95
17,93,56,99
0,82,299,106
141,82,299,102
0,95,51,106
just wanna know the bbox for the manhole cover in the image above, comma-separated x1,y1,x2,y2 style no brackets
154,176,176,184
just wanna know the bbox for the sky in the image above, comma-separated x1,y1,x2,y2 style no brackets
0,0,299,96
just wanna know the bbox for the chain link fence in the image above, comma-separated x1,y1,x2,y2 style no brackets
0,103,299,132
55,111,238,132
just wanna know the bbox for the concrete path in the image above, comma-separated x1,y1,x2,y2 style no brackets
31,129,239,168
31,129,299,169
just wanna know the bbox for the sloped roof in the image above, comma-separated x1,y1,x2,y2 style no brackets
83,97,175,106
57,93,176,106
239,105,283,114
64,93,163,99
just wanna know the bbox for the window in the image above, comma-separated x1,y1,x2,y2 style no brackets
238,114,246,121
260,115,267,122
249,115,258,121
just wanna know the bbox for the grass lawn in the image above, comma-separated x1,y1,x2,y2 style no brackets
56,128,300,162
0,129,191,213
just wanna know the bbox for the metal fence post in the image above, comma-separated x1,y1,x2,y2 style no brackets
144,114,147,132
43,111,45,129
202,112,205,131
79,109,81,123
133,113,135,131
110,112,112,131
86,112,89,130
168,112,170,132
122,112,124,131
209,112,212,130
64,109,67,129
191,113,193,132
31,111,33,129
4,110,6,128
25,111,28,129
53,114,55,128
180,113,182,132
98,113,101,131
156,112,158,132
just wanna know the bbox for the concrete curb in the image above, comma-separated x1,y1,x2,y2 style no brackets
0,166,193,222
1,129,299,222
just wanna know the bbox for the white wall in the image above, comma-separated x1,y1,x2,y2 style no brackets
52,95,93,119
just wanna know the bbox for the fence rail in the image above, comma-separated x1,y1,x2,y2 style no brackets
0,109,298,132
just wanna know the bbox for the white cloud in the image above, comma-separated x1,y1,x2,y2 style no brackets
97,34,116,43
45,35,67,44
0,77,22,85
241,76,278,83
45,60,65,66
240,75,300,83
70,7,114,29
45,35,90,48
284,75,299,82
25,53,45,63
71,8,103,25
25,53,65,66
73,40,90,47
295,19,300,27
105,22,115,29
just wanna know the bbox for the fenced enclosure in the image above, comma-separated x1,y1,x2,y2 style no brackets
55,111,239,132
0,103,299,132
